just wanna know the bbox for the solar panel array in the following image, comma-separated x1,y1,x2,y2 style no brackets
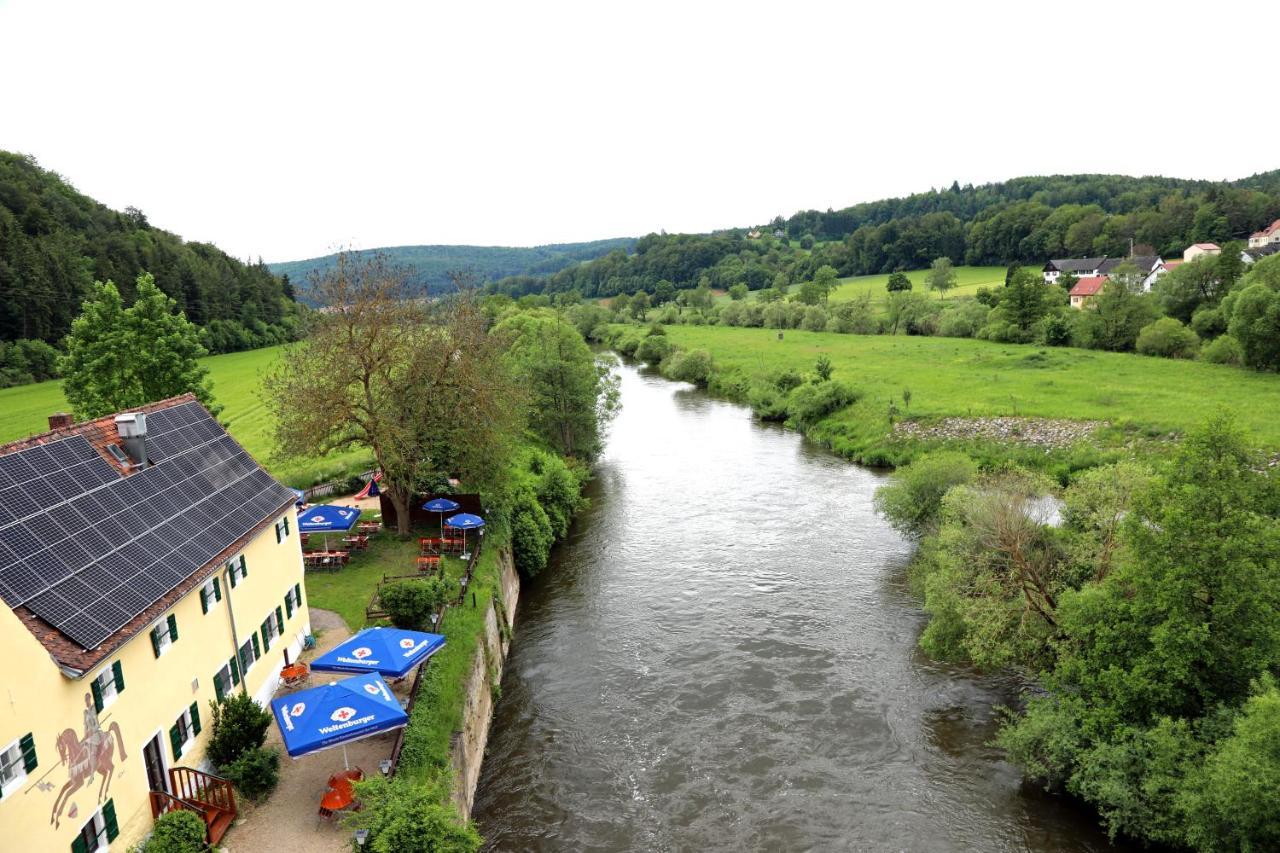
0,402,295,649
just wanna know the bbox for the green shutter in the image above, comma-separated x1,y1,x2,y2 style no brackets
102,798,118,841
70,834,87,853
251,632,260,659
229,563,237,588
275,522,281,544
200,586,209,614
167,613,178,643
169,724,182,760
239,554,247,578
284,516,290,536
213,577,222,601
229,655,240,685
90,678,103,713
19,733,36,773
284,593,293,619
295,582,303,608
275,606,284,633
150,626,161,658
111,660,124,694
214,671,225,702
189,702,201,736
261,621,271,653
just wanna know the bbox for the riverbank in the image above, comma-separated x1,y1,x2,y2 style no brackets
600,322,1280,474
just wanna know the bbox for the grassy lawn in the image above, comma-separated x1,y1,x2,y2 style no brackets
661,325,1280,449
0,345,371,486
303,522,504,784
712,265,1009,306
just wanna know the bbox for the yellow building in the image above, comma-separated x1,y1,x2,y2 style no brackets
0,395,309,851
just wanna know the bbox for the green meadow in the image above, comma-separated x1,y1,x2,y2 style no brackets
715,265,1010,305
660,325,1280,450
0,345,371,486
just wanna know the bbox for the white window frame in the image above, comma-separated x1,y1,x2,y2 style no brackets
93,666,119,710
285,585,301,614
77,807,108,852
200,577,220,613
174,706,197,754
239,637,258,673
214,661,235,697
0,738,26,797
228,557,247,586
151,618,173,657
264,609,282,644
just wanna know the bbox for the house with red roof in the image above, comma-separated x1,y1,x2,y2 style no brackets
1249,219,1280,248
1069,275,1108,309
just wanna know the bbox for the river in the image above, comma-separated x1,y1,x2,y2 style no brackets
473,365,1120,852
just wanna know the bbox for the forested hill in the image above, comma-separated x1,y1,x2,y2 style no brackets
489,171,1280,299
0,151,298,352
268,238,636,300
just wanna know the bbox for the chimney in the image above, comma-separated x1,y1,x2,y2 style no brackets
114,412,148,467
48,412,73,431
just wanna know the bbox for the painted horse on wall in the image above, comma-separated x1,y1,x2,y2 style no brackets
50,693,128,828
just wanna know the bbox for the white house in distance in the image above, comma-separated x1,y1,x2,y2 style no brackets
1183,243,1221,263
1248,219,1280,248
1043,255,1162,285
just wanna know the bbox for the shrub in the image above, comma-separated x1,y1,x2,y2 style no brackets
762,302,790,329
657,305,680,324
614,330,644,358
1201,334,1244,365
1136,317,1199,359
800,306,828,331
511,490,554,577
799,233,815,250
207,692,272,769
1190,304,1226,340
223,745,280,802
635,334,672,366
978,319,1027,343
785,380,858,429
136,809,207,852
747,382,788,421
663,349,713,386
1038,313,1073,347
345,776,481,853
380,579,448,630
873,451,979,536
773,368,804,393
718,301,746,326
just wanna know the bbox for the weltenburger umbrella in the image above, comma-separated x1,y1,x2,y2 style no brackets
270,672,408,769
422,497,459,535
310,627,446,679
444,512,485,559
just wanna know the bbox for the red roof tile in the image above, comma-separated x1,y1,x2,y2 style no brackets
1070,276,1108,297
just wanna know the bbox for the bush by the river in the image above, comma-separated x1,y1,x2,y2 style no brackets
345,776,481,853
873,451,979,537
661,348,713,386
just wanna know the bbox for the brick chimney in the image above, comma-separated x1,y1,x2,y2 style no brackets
48,412,74,431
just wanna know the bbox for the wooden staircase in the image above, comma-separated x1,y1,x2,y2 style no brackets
149,766,237,845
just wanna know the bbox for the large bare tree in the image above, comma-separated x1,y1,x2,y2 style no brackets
264,252,523,535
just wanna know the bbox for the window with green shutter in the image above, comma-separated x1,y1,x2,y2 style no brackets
251,632,260,660
214,670,225,702
19,733,36,773
169,724,183,760
275,606,284,635
229,654,240,685
213,577,222,602
112,661,124,694
284,593,293,619
239,554,247,578
167,613,178,643
261,619,272,653
150,625,162,658
296,582,303,607
102,798,118,841
200,586,209,614
189,702,202,737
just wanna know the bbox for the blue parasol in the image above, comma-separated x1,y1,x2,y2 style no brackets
422,498,459,534
444,512,485,559
310,627,446,679
298,505,361,549
270,673,408,769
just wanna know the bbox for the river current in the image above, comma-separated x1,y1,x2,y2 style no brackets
473,365,1120,852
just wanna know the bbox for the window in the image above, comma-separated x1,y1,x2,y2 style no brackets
228,554,248,588
0,734,36,798
239,635,260,674
90,662,124,713
199,576,222,614
260,607,284,652
213,655,241,702
283,583,303,619
274,514,291,543
168,702,202,760
149,614,178,658
71,799,117,853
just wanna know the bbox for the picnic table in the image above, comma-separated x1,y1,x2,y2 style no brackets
357,521,381,535
342,534,369,551
281,662,309,687
419,535,464,555
416,555,441,574
318,767,364,822
303,551,350,570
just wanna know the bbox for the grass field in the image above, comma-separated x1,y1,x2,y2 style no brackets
712,265,1009,306
0,346,371,486
661,325,1280,449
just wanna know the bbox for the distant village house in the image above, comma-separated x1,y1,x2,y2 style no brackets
1248,219,1280,248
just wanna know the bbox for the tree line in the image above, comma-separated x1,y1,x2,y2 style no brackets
0,151,301,377
487,172,1280,301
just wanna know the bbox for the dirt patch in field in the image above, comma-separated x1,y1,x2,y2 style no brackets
894,416,1105,449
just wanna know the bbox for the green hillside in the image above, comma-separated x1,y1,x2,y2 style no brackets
0,151,298,352
268,238,636,299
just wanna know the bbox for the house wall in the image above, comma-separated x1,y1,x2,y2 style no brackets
0,509,308,852
1183,245,1220,263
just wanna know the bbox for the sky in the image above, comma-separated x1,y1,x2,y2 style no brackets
1,0,1277,263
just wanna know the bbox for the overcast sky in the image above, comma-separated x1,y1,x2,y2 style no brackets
1,0,1276,263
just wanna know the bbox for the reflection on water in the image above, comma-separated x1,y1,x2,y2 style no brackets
473,365,1120,852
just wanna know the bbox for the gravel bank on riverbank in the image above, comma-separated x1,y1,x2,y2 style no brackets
894,416,1105,449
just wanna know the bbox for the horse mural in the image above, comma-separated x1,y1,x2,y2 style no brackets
50,693,127,828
